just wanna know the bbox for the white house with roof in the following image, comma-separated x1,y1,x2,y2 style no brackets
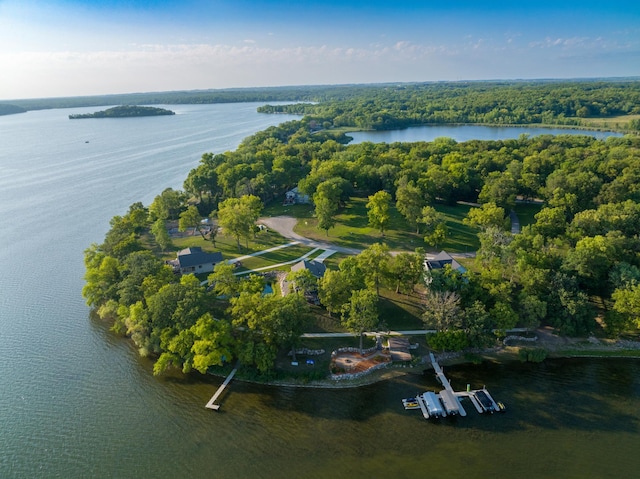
424,251,467,274
173,247,223,275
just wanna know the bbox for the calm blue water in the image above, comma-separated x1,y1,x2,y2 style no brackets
347,124,622,144
0,107,639,478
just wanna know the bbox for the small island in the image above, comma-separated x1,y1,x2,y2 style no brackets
69,105,175,119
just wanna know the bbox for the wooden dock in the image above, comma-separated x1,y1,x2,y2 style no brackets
205,363,239,411
429,352,466,416
402,353,505,420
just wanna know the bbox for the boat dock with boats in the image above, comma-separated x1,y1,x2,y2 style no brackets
402,353,505,419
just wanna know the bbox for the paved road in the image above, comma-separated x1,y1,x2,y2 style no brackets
510,209,521,234
259,216,362,255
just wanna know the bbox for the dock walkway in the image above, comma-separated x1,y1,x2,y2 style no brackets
429,353,466,416
205,363,239,410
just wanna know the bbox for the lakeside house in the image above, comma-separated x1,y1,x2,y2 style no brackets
424,251,467,275
290,259,327,278
171,247,223,275
284,187,310,205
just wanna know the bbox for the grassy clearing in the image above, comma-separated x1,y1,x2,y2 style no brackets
262,201,315,219
163,228,289,262
289,196,480,253
578,114,640,130
378,289,425,330
235,245,317,272
435,203,480,252
514,202,543,228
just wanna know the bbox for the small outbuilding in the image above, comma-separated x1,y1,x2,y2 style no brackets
175,247,223,275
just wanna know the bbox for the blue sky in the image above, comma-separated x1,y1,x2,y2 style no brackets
0,0,639,100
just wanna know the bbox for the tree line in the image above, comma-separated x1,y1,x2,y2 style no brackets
258,81,640,132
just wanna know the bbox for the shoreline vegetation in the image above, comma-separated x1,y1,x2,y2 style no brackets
69,105,175,119
82,79,640,387
208,335,640,390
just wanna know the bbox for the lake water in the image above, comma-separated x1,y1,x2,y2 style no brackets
1,106,639,478
347,124,622,144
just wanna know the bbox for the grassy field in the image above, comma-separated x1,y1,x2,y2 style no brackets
378,289,425,330
235,245,318,272
514,202,543,228
577,114,640,131
163,227,290,262
285,196,480,253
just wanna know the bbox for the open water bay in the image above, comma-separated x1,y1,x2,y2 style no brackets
0,106,638,478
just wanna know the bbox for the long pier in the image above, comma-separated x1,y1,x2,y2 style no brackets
430,352,466,416
205,363,239,411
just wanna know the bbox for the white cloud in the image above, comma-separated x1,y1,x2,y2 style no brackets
1,34,638,99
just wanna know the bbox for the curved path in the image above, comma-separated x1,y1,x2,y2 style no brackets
260,215,477,260
259,216,361,255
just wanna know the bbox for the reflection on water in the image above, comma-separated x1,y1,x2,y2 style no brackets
347,124,622,144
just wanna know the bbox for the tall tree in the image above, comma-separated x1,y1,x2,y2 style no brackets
151,219,172,252
313,178,343,235
357,243,391,295
318,269,351,315
388,252,423,294
420,206,448,248
396,179,425,234
178,205,203,237
464,202,507,231
422,290,462,331
217,195,263,251
366,190,392,236
341,289,379,352
148,188,184,221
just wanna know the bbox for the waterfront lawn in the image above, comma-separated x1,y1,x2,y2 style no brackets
162,227,290,261
378,289,425,331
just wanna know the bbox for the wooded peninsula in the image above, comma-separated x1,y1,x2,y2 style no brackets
83,79,640,382
69,105,175,119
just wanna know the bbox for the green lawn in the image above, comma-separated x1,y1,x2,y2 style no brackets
290,196,480,253
165,228,290,262
235,245,318,272
378,289,425,330
514,202,543,228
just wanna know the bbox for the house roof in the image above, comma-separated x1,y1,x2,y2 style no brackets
291,259,326,278
425,251,466,274
177,247,223,268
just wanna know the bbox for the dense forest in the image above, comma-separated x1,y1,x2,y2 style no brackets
0,103,26,116
84,80,640,377
6,83,382,111
69,105,175,119
258,81,640,131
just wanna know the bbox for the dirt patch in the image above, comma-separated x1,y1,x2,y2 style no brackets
331,350,391,375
